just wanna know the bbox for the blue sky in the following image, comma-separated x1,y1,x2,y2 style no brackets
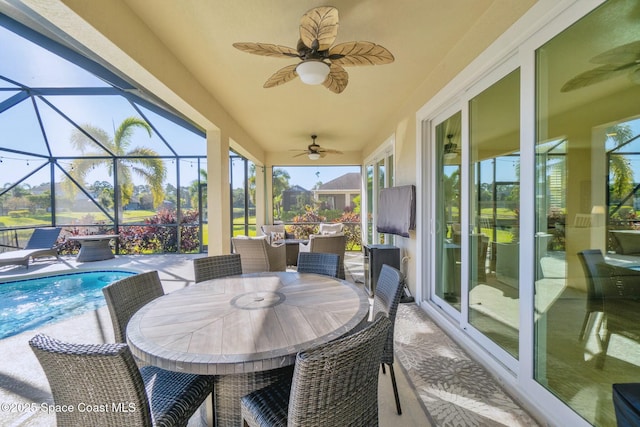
229,163,361,191
274,165,361,190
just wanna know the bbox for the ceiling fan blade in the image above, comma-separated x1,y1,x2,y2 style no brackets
292,151,308,158
319,148,343,155
323,63,349,93
590,41,640,65
329,41,395,66
299,6,339,51
560,63,635,92
233,42,299,58
263,64,299,88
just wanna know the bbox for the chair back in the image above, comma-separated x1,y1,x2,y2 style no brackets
193,253,242,283
309,234,347,279
319,222,343,234
372,264,404,365
232,237,286,273
577,249,606,307
102,271,164,343
24,227,61,250
29,334,152,426
288,316,391,426
261,224,285,245
232,237,271,273
297,252,340,277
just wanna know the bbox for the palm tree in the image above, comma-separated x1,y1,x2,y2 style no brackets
188,168,207,209
272,168,290,218
64,117,166,217
607,124,635,202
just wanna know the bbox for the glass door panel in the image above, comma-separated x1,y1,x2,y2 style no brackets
435,111,462,310
366,165,374,244
468,69,520,358
377,159,386,243
535,0,640,424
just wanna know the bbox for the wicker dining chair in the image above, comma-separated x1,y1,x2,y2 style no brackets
371,264,405,415
193,253,243,283
240,315,392,427
232,236,286,273
102,270,164,343
296,252,340,278
298,234,347,279
29,333,213,427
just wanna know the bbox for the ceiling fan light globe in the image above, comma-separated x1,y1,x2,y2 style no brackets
296,61,330,85
308,152,321,160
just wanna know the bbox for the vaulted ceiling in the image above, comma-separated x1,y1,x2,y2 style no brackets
4,0,537,164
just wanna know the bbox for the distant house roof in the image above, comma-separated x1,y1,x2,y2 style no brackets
317,172,361,191
285,185,310,193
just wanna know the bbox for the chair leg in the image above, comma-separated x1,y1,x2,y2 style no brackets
387,363,402,415
596,328,612,369
578,312,590,341
579,311,604,341
381,363,386,374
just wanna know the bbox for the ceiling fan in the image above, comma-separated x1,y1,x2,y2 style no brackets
291,134,343,160
232,6,394,94
561,40,640,92
443,134,460,160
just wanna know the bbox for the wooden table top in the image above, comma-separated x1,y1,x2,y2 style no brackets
126,272,370,375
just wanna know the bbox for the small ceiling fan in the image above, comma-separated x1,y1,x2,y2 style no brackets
291,134,343,160
443,134,460,160
233,6,394,93
561,40,640,92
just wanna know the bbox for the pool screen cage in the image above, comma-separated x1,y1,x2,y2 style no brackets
0,13,208,255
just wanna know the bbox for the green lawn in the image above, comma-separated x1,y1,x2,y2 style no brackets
0,210,158,228
232,216,257,236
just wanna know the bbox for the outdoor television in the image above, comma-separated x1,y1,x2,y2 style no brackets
376,185,416,238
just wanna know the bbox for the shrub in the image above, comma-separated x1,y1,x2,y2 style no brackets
336,211,361,250
8,210,29,218
118,208,200,254
290,206,326,239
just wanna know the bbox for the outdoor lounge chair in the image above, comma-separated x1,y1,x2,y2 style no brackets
0,227,61,269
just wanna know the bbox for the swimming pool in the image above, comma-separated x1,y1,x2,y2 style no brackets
0,270,135,339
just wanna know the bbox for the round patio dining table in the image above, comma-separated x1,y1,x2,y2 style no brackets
126,271,370,426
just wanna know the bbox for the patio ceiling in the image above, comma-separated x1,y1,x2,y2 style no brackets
4,0,537,164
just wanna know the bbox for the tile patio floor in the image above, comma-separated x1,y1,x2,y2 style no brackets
0,251,539,426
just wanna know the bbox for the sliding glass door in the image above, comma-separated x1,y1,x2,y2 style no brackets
433,111,462,312
468,69,521,359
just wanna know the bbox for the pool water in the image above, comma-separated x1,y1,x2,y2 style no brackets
0,270,135,339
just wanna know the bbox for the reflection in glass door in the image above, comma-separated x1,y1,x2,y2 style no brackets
366,165,374,243
534,1,640,423
378,159,386,243
434,111,462,310
468,70,520,358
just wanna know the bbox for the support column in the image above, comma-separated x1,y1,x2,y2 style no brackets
207,129,231,254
